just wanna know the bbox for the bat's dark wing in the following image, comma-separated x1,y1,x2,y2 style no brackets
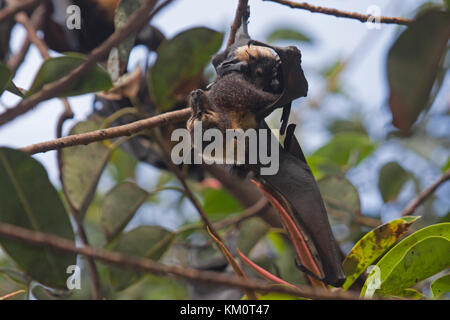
212,6,252,76
254,121,346,287
248,41,308,118
209,6,344,286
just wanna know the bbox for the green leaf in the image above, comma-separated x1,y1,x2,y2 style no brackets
0,148,76,289
252,292,306,300
108,148,138,184
0,267,30,285
108,226,174,290
312,133,376,171
0,62,10,94
444,0,450,11
101,182,149,241
321,60,345,94
27,55,112,97
201,188,243,221
440,212,450,223
0,63,23,97
60,119,111,216
31,285,71,300
149,27,224,111
395,288,426,300
266,28,312,44
108,0,146,79
83,220,108,249
387,10,450,133
378,162,411,202
5,81,25,97
114,274,188,299
361,223,450,297
237,217,270,255
318,175,361,226
342,216,419,290
431,274,450,299
442,158,450,173
327,119,367,136
0,285,26,301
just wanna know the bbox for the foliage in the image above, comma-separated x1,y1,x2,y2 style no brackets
0,1,448,300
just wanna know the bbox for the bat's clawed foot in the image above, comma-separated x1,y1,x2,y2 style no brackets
189,89,208,116
294,259,326,284
187,89,225,133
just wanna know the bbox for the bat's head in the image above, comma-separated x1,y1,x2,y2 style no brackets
234,45,283,94
215,45,283,95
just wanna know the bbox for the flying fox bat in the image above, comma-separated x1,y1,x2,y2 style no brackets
187,7,346,287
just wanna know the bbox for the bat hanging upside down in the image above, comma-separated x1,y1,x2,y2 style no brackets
187,7,346,287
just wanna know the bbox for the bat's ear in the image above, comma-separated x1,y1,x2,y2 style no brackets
215,57,249,77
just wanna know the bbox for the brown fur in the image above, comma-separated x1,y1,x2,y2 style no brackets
234,45,276,62
187,73,278,134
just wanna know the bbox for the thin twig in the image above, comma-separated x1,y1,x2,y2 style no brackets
154,130,264,291
18,9,76,138
14,8,75,136
56,100,74,139
227,0,249,48
0,222,361,299
7,38,31,76
15,10,49,59
156,197,270,252
354,215,381,229
265,0,413,25
0,0,38,23
214,197,269,229
0,289,25,300
20,108,192,154
0,0,163,126
7,2,46,76
154,130,223,243
205,164,282,228
401,171,450,216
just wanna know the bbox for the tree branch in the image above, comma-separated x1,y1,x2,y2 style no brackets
154,130,224,245
7,37,31,76
0,222,360,300
15,10,49,59
205,164,282,228
0,289,25,300
20,108,192,154
227,0,249,48
6,1,46,76
0,0,38,23
214,197,269,230
402,170,450,217
265,0,413,25
0,0,166,126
